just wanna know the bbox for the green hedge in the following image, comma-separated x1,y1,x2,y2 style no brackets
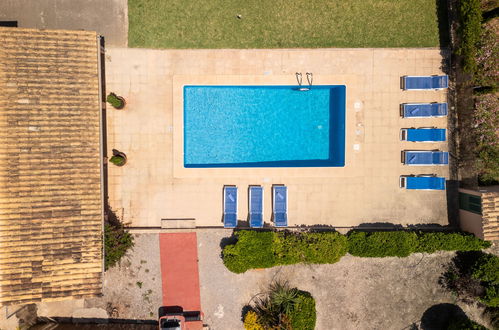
223,231,276,273
414,232,492,253
222,231,347,273
347,231,417,257
457,0,483,73
347,231,491,258
223,230,490,273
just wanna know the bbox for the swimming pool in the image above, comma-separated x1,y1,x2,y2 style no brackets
183,85,346,167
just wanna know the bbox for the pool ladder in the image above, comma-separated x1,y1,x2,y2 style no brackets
296,72,313,91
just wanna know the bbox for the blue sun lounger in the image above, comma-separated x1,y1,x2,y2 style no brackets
400,128,446,142
249,186,263,228
400,175,446,190
401,103,448,118
402,150,449,165
402,75,449,90
223,186,238,228
272,186,287,227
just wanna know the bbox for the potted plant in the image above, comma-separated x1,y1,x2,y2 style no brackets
106,92,126,109
109,149,127,166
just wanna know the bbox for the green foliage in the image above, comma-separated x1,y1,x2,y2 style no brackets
447,316,488,330
222,231,347,273
272,231,348,265
289,291,316,330
224,230,490,272
106,92,124,109
477,144,499,184
483,285,499,307
222,231,275,273
472,253,499,284
457,0,483,73
347,231,490,257
109,155,126,166
248,281,316,330
104,223,134,270
472,253,499,307
415,232,492,253
347,231,417,257
443,252,499,308
243,311,264,330
268,281,300,315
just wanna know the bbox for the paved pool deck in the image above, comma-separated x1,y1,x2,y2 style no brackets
105,48,450,228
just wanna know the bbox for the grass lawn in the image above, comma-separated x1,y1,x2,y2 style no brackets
128,0,446,49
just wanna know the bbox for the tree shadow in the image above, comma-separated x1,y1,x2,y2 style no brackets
219,233,238,250
420,303,466,329
435,0,450,49
351,222,404,232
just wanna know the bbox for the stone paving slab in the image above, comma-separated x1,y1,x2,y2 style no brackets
105,47,450,228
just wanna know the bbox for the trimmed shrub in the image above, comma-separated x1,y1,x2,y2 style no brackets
289,291,316,330
106,92,125,109
224,230,489,272
347,231,417,257
109,155,126,166
347,231,490,257
222,231,348,273
415,232,492,253
222,231,275,273
273,231,348,265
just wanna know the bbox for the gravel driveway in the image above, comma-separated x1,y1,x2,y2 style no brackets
197,230,491,330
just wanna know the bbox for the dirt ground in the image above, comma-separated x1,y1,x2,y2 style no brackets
8,231,492,329
85,234,163,320
0,0,128,46
197,230,493,330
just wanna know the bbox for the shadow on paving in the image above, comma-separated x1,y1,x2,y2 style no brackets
420,303,467,329
31,318,157,330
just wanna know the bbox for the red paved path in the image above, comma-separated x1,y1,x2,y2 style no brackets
159,232,202,312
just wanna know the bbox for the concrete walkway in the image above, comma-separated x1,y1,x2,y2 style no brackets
105,47,450,228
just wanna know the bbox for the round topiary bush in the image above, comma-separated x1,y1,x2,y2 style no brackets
106,92,126,109
109,155,126,166
109,149,127,167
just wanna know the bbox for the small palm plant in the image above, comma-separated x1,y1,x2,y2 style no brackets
106,92,126,109
252,280,299,329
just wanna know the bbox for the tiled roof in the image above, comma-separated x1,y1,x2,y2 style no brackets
482,191,499,241
0,27,103,305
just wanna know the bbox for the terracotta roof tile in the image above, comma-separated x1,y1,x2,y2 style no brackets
0,27,103,306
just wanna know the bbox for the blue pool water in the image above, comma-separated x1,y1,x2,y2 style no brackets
183,85,346,167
